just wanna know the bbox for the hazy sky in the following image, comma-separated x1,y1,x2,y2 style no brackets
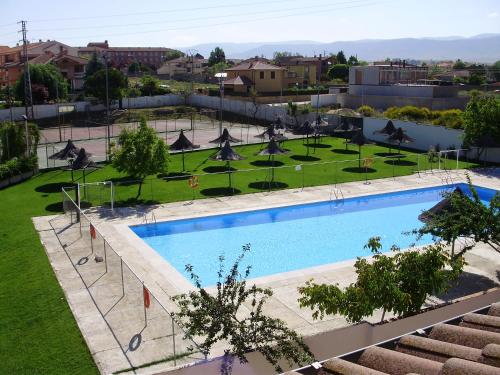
1,0,499,49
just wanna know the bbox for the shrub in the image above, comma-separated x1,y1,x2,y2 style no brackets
357,105,375,117
0,156,37,181
432,109,464,129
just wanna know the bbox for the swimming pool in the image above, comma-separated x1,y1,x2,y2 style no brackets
131,184,497,287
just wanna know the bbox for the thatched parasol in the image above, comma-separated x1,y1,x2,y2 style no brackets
374,120,396,135
258,138,289,184
66,148,98,182
209,128,242,146
387,127,415,154
49,139,81,160
210,141,244,188
333,121,360,150
170,130,200,171
346,130,373,168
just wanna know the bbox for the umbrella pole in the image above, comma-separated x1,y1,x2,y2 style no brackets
182,149,185,171
271,155,275,185
358,145,361,169
227,161,232,191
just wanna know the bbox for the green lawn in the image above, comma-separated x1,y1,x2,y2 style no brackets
0,136,479,374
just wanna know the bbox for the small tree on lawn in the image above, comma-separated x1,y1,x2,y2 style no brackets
298,237,463,323
287,100,298,127
172,245,313,375
111,117,168,198
84,67,127,105
249,88,260,124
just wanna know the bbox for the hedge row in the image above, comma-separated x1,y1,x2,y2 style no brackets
0,156,38,181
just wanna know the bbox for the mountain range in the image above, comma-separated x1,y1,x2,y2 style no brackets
187,34,500,63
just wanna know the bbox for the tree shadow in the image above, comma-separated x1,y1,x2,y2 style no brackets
114,198,160,207
343,167,377,174
110,176,141,186
203,166,237,173
383,159,417,166
332,148,359,155
437,271,498,301
375,152,403,158
200,187,241,197
35,182,73,193
290,155,321,162
45,202,63,212
248,181,289,190
250,160,285,167
158,172,192,180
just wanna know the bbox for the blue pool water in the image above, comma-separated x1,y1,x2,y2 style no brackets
131,184,497,287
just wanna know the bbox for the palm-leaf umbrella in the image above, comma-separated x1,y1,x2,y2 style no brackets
66,148,98,183
346,130,372,168
209,128,242,146
387,127,415,154
210,141,244,189
374,120,397,154
333,121,360,150
170,130,200,171
258,138,289,184
49,139,81,160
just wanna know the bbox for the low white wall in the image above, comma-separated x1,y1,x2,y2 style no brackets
311,94,337,108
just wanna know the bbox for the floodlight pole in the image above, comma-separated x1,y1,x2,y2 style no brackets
103,53,111,161
21,115,29,157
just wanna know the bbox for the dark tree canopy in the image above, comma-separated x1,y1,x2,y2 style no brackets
452,59,466,70
348,55,359,66
84,67,127,103
328,64,349,81
84,53,104,79
208,46,226,66
14,64,68,103
336,50,347,65
462,93,500,149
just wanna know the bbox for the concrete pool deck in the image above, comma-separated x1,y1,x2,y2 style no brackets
34,168,500,374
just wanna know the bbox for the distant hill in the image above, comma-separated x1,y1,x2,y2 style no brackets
187,35,500,63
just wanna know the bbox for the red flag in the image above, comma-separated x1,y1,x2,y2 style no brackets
89,224,96,240
143,286,151,308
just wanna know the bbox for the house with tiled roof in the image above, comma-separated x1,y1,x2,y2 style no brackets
223,61,286,94
157,55,208,80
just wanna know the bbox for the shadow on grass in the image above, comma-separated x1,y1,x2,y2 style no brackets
290,155,321,162
304,143,331,148
374,152,403,158
158,172,192,180
250,160,285,167
35,182,74,193
200,187,241,197
343,167,377,174
114,198,161,207
248,181,289,190
332,148,359,155
384,159,417,166
110,176,141,186
45,200,92,213
203,166,237,173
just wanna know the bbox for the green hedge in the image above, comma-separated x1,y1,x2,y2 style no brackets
384,106,464,129
0,156,37,181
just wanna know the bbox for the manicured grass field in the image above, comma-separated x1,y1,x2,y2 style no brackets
0,136,479,374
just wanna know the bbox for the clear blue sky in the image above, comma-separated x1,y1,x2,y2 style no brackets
1,0,499,49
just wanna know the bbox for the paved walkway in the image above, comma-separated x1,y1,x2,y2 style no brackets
33,168,500,374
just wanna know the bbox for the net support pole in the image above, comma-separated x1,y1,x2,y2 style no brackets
171,315,177,366
456,149,459,170
120,258,125,298
104,242,107,274
110,182,114,212
142,282,147,328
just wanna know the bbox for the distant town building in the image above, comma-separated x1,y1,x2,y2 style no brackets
335,62,468,110
276,55,334,82
157,55,208,80
224,61,286,93
77,40,175,69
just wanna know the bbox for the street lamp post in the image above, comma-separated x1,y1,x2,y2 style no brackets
21,115,29,157
102,53,111,160
215,72,227,140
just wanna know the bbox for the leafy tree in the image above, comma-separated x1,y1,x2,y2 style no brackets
208,46,226,66
172,245,313,375
85,53,104,79
418,178,500,256
327,64,349,81
299,238,463,323
14,64,68,103
287,100,298,126
139,75,161,96
462,93,500,150
164,50,184,61
492,60,500,81
84,67,127,104
336,50,347,65
249,88,260,123
347,55,359,66
467,64,486,85
0,121,40,162
127,61,153,75
111,117,168,198
453,59,466,70
209,61,230,76
31,84,49,104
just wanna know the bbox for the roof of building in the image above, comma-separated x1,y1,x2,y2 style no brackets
225,61,284,71
52,54,88,65
289,301,500,375
223,75,253,86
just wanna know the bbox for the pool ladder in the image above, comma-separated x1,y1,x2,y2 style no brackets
330,186,344,204
440,170,454,186
143,211,157,224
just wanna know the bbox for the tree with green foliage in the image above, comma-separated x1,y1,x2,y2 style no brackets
336,50,347,65
111,117,168,198
492,60,500,81
208,46,226,66
462,92,500,150
298,238,463,323
467,64,486,85
84,68,127,104
347,55,359,66
287,100,298,126
209,61,230,76
172,245,313,375
14,64,68,103
85,53,104,79
453,59,466,70
0,121,40,162
327,64,349,81
164,50,184,61
127,61,153,75
139,75,161,96
417,178,500,257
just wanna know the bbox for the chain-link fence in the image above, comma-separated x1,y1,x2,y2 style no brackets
52,188,205,371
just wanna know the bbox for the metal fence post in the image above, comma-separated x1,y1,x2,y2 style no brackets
120,258,125,297
456,149,460,170
171,315,177,366
104,241,107,274
142,282,147,328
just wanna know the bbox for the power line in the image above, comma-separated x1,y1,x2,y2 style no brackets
29,0,370,32
29,0,388,42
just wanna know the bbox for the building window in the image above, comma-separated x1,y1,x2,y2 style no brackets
271,71,275,79
260,71,264,79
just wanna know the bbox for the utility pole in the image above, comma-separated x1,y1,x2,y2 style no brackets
18,20,33,120
103,53,111,160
